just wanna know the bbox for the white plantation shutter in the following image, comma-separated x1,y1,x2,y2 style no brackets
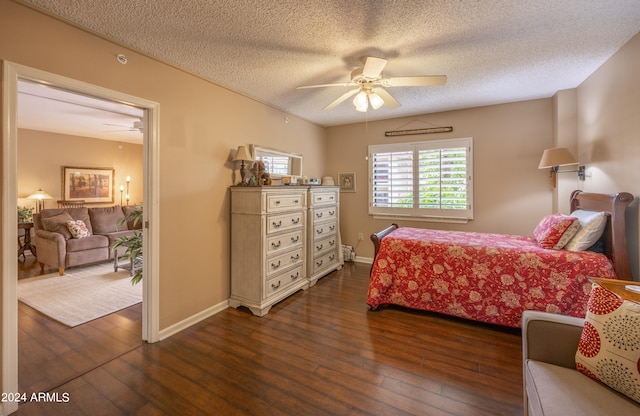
369,138,473,221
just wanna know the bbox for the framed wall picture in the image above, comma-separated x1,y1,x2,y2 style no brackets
62,166,114,203
338,172,356,192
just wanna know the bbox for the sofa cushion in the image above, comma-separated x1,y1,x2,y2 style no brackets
122,205,143,230
575,283,640,403
41,212,74,240
41,207,93,234
65,234,109,252
89,206,125,234
525,360,639,415
66,220,90,239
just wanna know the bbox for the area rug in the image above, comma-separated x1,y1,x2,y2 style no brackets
18,262,142,327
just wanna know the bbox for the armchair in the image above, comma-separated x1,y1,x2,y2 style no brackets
522,311,639,415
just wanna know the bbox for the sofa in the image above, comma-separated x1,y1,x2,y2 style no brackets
522,310,639,415
33,205,141,275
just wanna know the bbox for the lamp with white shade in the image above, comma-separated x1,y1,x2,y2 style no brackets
538,147,585,188
233,145,254,185
27,188,53,212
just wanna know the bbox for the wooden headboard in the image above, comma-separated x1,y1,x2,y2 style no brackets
570,190,633,281
371,191,635,280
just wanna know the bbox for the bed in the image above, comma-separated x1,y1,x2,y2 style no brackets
368,190,634,327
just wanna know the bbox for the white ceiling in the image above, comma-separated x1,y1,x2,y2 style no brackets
16,0,640,131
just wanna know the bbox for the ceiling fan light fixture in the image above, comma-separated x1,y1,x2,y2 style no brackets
369,92,384,109
353,91,368,109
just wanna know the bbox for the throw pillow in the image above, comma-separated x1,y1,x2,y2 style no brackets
532,214,580,250
575,282,640,403
66,220,90,239
565,210,607,251
41,212,74,240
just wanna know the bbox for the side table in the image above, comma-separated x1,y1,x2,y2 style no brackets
18,222,36,261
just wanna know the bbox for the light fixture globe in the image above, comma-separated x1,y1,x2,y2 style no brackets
369,92,384,109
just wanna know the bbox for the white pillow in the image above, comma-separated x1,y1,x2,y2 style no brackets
564,210,607,251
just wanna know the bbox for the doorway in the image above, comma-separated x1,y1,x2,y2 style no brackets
2,61,160,413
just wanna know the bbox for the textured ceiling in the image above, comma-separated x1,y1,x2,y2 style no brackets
18,0,640,127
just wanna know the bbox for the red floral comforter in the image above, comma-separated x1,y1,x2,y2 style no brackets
367,227,617,327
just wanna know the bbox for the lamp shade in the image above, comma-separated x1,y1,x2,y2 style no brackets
233,145,254,162
538,147,578,169
26,189,53,200
369,92,384,109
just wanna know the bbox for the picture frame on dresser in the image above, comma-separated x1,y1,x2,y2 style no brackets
62,166,114,204
338,172,356,192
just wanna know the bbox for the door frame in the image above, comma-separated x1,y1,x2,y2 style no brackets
2,61,160,414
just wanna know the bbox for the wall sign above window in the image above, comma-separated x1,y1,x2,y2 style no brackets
385,126,453,137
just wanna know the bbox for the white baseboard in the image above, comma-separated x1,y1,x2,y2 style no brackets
354,256,373,265
158,300,229,341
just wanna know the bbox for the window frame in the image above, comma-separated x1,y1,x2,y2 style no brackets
368,137,473,222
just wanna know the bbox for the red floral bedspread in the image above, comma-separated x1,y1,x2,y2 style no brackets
367,227,617,327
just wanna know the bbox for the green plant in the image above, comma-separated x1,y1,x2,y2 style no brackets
112,205,143,285
18,206,34,222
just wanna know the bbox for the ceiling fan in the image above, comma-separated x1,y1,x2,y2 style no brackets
104,119,143,133
297,57,447,112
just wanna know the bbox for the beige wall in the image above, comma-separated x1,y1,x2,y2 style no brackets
576,32,640,280
17,129,144,208
0,1,326,334
326,99,554,259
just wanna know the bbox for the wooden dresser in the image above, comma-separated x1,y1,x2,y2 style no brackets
230,185,344,316
307,186,342,286
230,186,309,316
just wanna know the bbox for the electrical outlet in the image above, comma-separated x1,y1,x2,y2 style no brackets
358,232,364,241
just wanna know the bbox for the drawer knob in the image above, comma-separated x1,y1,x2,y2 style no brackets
329,254,335,261
272,280,281,289
329,210,335,215
271,260,281,269
294,199,299,204
316,229,323,234
316,244,323,251
272,220,282,228
291,218,300,224
329,239,335,246
290,272,299,280
291,254,300,261
329,225,335,231
271,240,281,249
275,200,281,205
316,212,323,218
291,236,299,243
316,259,323,267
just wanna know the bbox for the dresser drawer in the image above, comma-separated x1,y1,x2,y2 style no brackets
266,229,303,255
266,193,304,213
312,235,338,256
312,206,337,223
311,250,338,274
265,247,304,278
312,220,337,239
265,265,304,298
267,211,304,234
311,191,338,206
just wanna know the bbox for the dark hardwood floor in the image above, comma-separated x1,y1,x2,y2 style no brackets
17,254,143,402
15,260,524,416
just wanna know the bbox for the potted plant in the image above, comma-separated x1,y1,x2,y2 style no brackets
18,206,34,223
112,204,143,285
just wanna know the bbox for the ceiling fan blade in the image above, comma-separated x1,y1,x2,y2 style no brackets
296,82,354,89
384,75,447,87
362,57,388,78
323,88,360,110
374,88,401,109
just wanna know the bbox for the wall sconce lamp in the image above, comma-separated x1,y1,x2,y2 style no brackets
26,188,53,213
125,176,131,206
232,145,254,185
538,147,585,188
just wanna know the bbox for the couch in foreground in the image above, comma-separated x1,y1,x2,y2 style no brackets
522,310,639,415
33,205,141,275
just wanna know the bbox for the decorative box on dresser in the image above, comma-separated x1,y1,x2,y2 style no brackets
230,186,309,316
307,186,343,286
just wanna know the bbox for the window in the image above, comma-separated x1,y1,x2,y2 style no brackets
369,137,473,221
